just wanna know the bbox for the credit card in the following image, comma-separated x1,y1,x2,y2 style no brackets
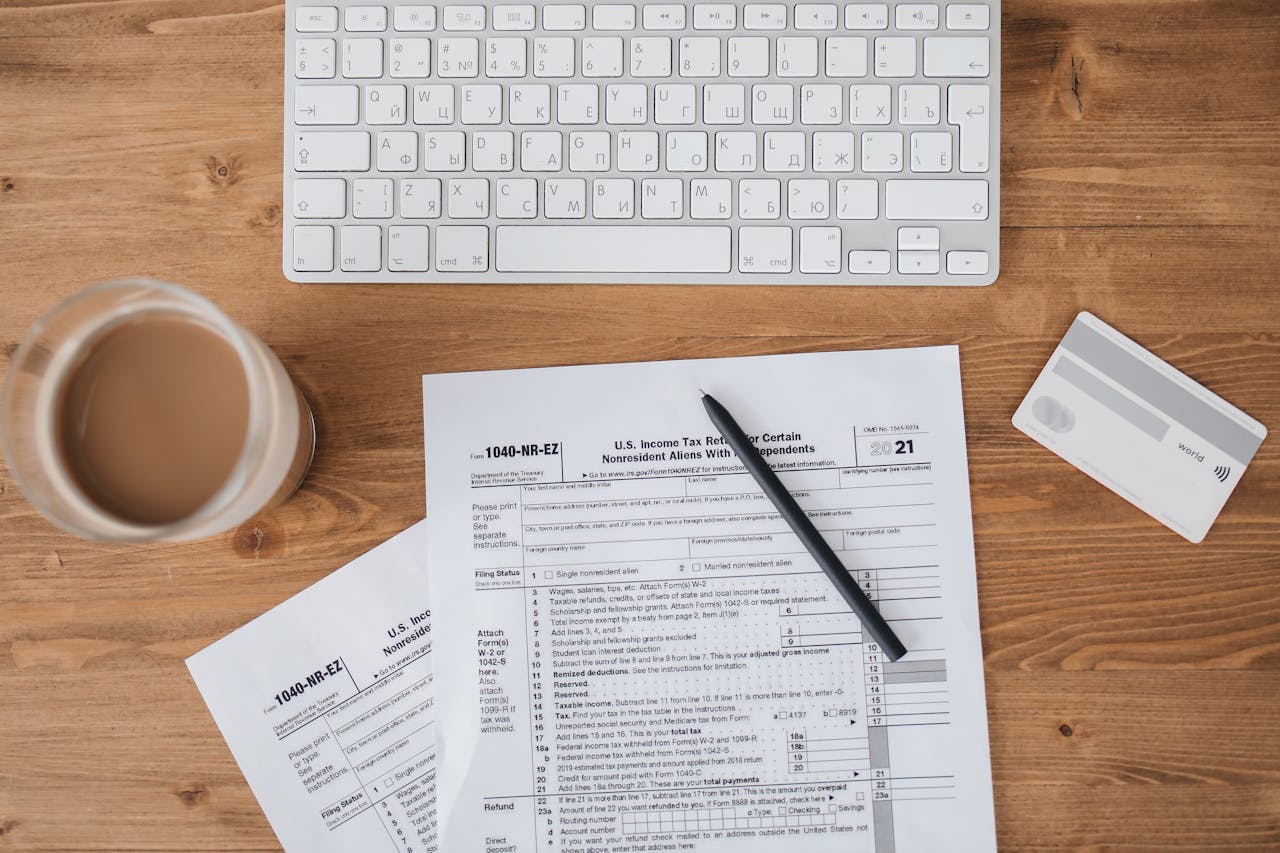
1013,312,1267,543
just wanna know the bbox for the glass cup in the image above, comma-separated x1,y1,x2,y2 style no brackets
2,278,315,542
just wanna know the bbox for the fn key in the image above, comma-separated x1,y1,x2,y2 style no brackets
293,225,333,272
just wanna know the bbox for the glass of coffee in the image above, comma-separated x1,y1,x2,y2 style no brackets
2,279,315,542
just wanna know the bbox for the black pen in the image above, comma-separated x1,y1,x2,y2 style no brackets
701,391,908,662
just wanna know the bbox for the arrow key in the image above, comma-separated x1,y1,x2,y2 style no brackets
946,251,989,275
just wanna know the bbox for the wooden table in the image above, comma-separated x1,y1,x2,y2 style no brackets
2,1,1278,849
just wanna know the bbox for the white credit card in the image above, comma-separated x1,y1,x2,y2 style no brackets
1013,312,1267,543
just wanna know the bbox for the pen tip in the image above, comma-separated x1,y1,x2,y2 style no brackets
698,388,708,397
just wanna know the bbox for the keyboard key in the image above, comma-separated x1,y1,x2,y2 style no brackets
605,84,647,123
898,227,940,250
545,178,587,217
826,37,868,77
292,179,346,218
399,178,442,217
680,37,721,77
461,84,503,124
296,6,338,32
495,178,538,217
738,226,792,273
293,225,334,271
365,84,407,124
544,4,587,30
582,37,624,77
923,36,989,77
693,4,737,29
508,84,550,123
558,84,598,124
848,250,891,273
568,131,609,170
752,84,793,124
801,84,842,124
704,84,746,124
447,178,490,218
294,132,370,171
353,178,394,217
946,250,989,274
794,4,838,30
389,38,430,77
910,131,952,172
873,37,915,77
861,131,902,172
393,5,436,31
376,131,419,170
885,179,989,219
836,179,878,219
388,226,430,271
738,179,780,218
946,5,990,30
849,84,891,123
690,178,732,218
744,4,786,30
437,37,479,77
812,132,855,171
640,178,681,218
788,179,829,219
666,131,708,171
727,36,769,77
764,131,805,171
413,84,455,123
294,39,336,78
800,226,841,273
595,177,635,218
493,5,536,30
342,39,383,77
593,5,637,30
898,250,940,274
473,130,515,170
340,225,382,271
643,4,686,30
948,84,991,172
485,37,528,77
896,4,939,30
776,37,818,77
443,5,486,31
534,37,575,77
294,84,358,124
425,131,466,170
654,83,696,123
631,37,672,76
344,6,387,32
845,4,888,29
495,226,731,272
898,84,940,124
435,225,490,270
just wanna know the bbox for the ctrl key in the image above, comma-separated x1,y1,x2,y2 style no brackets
293,225,334,272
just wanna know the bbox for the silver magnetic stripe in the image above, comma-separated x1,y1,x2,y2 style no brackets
1052,356,1168,442
1061,319,1262,465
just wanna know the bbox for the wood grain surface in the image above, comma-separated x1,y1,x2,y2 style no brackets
2,0,1278,849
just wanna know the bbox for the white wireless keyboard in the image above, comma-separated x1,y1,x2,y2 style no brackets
284,2,1000,284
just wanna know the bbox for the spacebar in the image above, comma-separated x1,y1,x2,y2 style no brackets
496,226,732,273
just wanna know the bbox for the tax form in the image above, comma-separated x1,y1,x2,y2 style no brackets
422,348,997,853
187,521,437,853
